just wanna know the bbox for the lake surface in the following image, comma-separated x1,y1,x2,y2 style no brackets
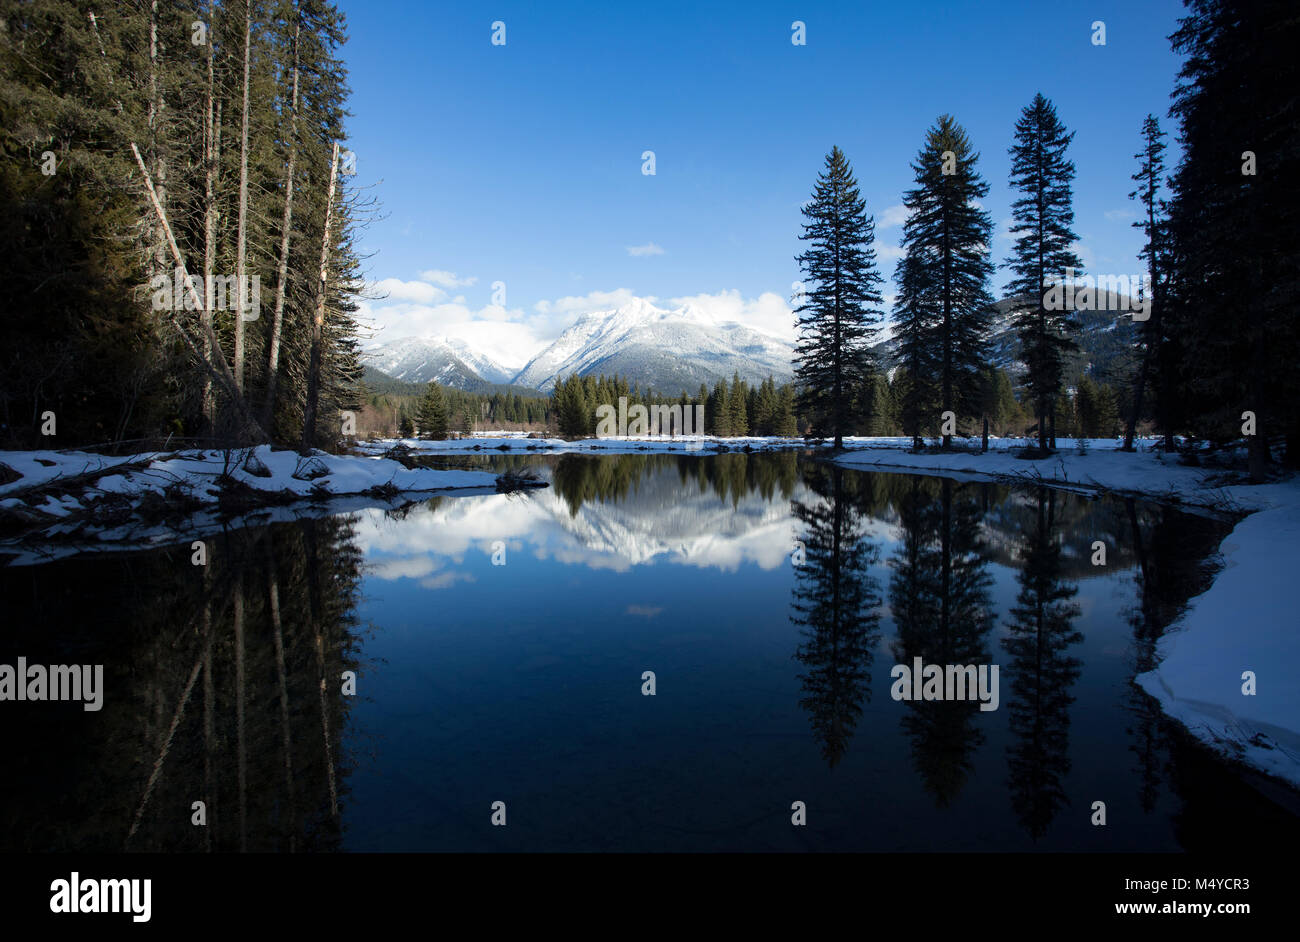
3,452,1296,852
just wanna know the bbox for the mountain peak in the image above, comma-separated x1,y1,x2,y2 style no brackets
512,299,793,393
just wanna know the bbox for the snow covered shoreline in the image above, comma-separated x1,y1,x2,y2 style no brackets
0,445,502,563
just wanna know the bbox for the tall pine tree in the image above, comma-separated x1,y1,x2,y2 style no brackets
1122,114,1169,452
895,115,996,449
793,146,883,448
1006,93,1082,454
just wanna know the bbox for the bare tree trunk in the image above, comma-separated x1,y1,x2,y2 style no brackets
203,5,219,431
234,0,253,391
131,143,266,441
148,1,166,280
301,142,340,453
264,9,301,432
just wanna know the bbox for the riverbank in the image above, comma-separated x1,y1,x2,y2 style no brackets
0,445,502,564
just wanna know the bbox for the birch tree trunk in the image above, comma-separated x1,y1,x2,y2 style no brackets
234,0,253,391
301,141,340,453
264,8,301,430
131,144,266,442
202,2,219,429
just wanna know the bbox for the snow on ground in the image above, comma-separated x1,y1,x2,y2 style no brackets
0,444,497,501
0,445,499,558
353,433,798,455
835,436,1256,509
1134,495,1300,787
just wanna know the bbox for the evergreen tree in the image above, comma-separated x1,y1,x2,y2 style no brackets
1006,93,1083,454
895,116,996,448
891,277,937,450
773,385,797,436
793,146,884,448
1075,375,1119,438
709,379,729,436
1122,115,1169,452
727,372,749,436
552,374,590,439
1164,0,1300,478
415,381,448,440
865,373,895,436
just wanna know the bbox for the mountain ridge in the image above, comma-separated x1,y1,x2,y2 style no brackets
364,292,1143,396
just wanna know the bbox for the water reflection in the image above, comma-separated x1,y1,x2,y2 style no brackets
0,517,362,852
1002,487,1083,840
2,452,1292,852
888,477,996,806
789,464,881,767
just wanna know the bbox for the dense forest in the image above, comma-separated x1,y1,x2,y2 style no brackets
1,0,364,450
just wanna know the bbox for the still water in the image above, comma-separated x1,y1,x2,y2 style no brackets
2,452,1295,852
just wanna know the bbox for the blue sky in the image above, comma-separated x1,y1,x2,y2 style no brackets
339,0,1188,366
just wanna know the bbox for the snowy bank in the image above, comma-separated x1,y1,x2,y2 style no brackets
352,434,807,456
1134,495,1300,787
0,445,501,558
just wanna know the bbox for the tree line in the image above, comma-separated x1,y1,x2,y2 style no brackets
545,371,799,440
792,0,1298,481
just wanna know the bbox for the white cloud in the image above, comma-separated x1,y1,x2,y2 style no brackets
418,269,478,289
876,244,905,262
356,295,545,368
1104,209,1136,222
626,242,665,257
667,289,794,341
534,288,648,317
370,277,448,305
878,204,911,228
420,571,477,591
1070,241,1098,271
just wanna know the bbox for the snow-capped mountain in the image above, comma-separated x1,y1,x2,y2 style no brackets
362,336,516,388
441,337,517,385
512,297,794,393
